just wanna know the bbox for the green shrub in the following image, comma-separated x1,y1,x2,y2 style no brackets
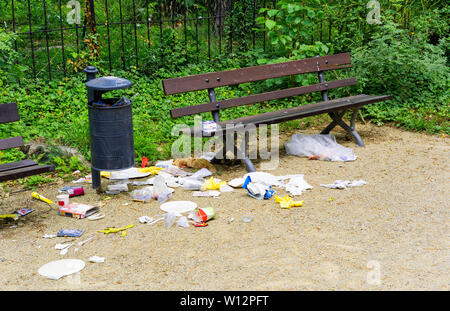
348,20,449,132
0,29,28,85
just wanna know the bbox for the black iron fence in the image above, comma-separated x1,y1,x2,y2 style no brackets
1,0,276,80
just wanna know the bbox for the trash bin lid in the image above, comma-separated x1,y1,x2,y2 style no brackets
86,76,132,91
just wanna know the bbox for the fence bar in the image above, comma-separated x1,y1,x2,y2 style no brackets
218,1,222,55
146,0,151,48
229,0,233,53
263,0,266,51
184,0,188,62
159,0,163,64
58,0,66,76
132,0,139,67
42,0,52,80
171,0,175,29
207,0,211,60
11,0,18,52
328,17,332,42
75,23,80,54
26,0,36,79
195,8,199,63
105,0,112,72
252,0,256,49
118,0,126,70
320,20,323,42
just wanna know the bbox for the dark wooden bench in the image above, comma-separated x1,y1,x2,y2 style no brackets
162,53,392,172
0,103,54,182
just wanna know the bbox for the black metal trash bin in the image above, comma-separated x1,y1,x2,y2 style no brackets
84,66,135,189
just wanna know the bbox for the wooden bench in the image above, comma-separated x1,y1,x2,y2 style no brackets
0,103,54,182
162,53,392,172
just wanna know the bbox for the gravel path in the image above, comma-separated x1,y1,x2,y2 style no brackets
0,123,448,290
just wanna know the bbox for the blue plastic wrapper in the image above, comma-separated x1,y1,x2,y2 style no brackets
242,176,252,189
15,208,33,216
57,229,83,237
264,188,275,199
242,176,275,200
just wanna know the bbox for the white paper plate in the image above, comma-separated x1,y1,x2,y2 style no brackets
160,201,197,216
107,168,150,180
38,259,85,280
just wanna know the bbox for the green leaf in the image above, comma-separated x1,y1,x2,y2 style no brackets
265,19,277,30
267,9,278,18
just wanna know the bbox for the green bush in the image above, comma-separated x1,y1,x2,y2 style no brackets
349,20,449,132
0,29,28,85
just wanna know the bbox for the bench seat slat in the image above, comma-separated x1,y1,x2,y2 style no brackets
0,103,20,124
163,53,352,95
182,94,393,136
0,164,55,182
0,159,37,172
170,78,357,118
0,136,24,151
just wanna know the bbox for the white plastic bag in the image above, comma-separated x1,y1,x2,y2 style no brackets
177,216,190,228
285,134,357,161
164,212,177,228
153,175,172,203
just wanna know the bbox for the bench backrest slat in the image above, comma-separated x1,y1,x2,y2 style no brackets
163,53,351,95
170,77,357,118
0,103,20,124
0,136,24,151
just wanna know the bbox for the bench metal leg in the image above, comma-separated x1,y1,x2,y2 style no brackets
321,108,365,147
320,110,345,134
240,131,256,173
211,131,256,172
211,132,240,164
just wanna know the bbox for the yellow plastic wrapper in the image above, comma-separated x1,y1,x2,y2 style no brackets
100,171,111,178
98,224,135,234
275,195,304,209
0,214,19,221
202,177,226,190
31,192,53,205
137,166,163,175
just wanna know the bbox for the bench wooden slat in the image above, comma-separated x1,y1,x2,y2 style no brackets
170,78,357,118
183,94,393,136
0,159,37,172
0,136,24,151
0,164,55,182
0,103,20,124
163,53,352,95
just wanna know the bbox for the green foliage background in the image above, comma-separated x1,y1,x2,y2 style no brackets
0,0,448,179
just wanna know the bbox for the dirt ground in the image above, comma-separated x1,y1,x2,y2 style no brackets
0,122,449,291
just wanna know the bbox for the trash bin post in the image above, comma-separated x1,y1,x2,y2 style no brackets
84,68,135,191
84,66,99,103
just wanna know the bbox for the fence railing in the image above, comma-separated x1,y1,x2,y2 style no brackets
1,0,276,80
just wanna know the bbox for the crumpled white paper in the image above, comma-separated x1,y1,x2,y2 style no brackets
284,175,313,196
320,179,367,189
89,256,105,263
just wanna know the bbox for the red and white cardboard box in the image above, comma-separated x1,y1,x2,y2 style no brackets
58,203,99,219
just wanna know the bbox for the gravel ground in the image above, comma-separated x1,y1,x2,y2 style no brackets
0,123,448,291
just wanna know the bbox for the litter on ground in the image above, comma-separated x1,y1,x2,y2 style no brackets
38,259,85,280
275,195,304,209
285,134,357,162
320,180,368,189
89,256,105,263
